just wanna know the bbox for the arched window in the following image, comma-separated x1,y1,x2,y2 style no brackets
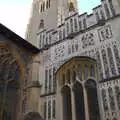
70,19,73,33
101,89,108,111
108,87,116,110
74,18,78,32
107,47,116,75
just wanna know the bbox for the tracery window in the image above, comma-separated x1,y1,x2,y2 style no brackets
104,3,110,18
74,18,78,32
113,45,120,73
115,86,120,109
52,100,56,119
108,87,116,110
107,47,116,76
101,89,108,111
48,100,51,119
102,49,110,78
70,19,73,33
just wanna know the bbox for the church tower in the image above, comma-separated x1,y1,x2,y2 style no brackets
25,0,78,47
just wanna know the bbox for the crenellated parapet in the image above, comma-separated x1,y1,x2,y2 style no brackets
37,0,120,49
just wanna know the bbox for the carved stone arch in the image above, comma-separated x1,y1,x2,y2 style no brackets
24,112,43,120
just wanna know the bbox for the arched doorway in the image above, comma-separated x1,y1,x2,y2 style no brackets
24,112,43,120
61,86,72,120
85,80,100,120
73,82,85,120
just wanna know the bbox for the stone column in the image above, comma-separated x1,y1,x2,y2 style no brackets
83,86,90,120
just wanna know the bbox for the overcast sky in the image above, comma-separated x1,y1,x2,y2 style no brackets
0,0,100,38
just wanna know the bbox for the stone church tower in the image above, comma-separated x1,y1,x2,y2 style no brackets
25,0,120,120
25,0,78,47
